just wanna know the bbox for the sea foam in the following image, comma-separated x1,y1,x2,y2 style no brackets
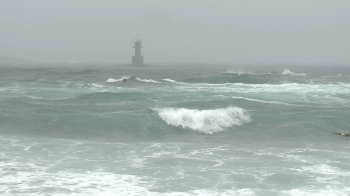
106,77,162,84
162,78,177,83
282,69,306,76
106,77,129,83
228,96,302,106
154,107,250,134
135,77,162,83
26,96,72,100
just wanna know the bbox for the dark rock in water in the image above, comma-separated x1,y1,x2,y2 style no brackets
335,133,350,137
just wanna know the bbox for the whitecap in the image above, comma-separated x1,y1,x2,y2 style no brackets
88,83,106,89
0,170,153,196
280,187,350,196
282,69,306,76
229,96,303,106
162,78,177,83
298,164,350,176
153,107,250,134
223,71,273,76
136,77,162,84
26,96,72,100
106,77,129,83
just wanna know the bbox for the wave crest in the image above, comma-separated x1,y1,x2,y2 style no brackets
135,77,161,83
153,107,250,134
106,77,130,83
162,78,177,83
106,77,161,84
26,96,72,100
282,69,306,76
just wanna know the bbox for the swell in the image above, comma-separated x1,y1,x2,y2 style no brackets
221,96,304,106
0,106,251,140
184,69,309,84
0,110,165,140
1,104,349,141
104,68,310,86
186,69,350,85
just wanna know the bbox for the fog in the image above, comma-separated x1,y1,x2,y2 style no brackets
1,0,349,65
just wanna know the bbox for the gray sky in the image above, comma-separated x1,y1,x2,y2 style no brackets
1,0,349,64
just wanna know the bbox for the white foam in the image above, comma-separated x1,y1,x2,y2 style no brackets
280,187,350,196
282,69,306,76
153,107,250,134
298,164,350,176
163,78,177,83
26,96,72,100
106,77,161,83
136,77,162,83
224,71,260,76
0,170,153,196
177,83,350,98
0,154,257,196
224,71,273,76
337,82,350,87
106,77,129,83
88,83,105,89
74,82,107,90
162,78,187,85
224,71,246,75
106,78,119,82
229,96,302,106
172,189,256,196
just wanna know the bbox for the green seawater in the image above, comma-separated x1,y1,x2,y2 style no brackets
0,64,350,195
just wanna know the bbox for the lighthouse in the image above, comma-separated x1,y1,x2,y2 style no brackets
131,39,144,66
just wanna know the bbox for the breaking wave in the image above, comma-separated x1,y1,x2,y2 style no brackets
106,77,130,83
223,71,272,76
26,96,72,100
282,69,306,76
162,78,177,83
153,107,250,134
162,78,188,85
230,96,303,106
73,82,107,89
135,77,162,83
106,70,309,85
106,77,161,84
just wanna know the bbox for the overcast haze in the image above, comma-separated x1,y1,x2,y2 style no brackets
1,0,349,65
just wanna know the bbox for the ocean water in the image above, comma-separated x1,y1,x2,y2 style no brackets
1,64,350,195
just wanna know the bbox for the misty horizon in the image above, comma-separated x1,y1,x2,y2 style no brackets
1,0,350,65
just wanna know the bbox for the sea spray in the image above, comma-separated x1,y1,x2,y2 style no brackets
153,107,250,134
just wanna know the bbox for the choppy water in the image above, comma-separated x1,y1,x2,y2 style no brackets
1,64,350,195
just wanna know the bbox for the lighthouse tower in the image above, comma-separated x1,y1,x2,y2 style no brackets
131,39,144,66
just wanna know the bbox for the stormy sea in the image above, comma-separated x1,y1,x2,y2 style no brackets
1,64,350,196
